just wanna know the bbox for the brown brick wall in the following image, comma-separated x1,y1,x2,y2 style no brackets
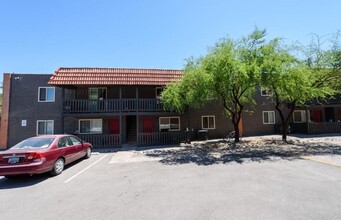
0,73,11,149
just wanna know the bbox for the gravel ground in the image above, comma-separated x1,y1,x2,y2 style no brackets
133,134,341,166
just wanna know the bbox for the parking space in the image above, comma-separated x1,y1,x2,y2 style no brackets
0,146,341,219
0,152,113,187
55,152,114,182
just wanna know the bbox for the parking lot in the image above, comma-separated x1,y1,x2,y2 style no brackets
1,141,341,220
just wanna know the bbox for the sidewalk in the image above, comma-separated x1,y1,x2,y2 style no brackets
108,146,135,164
108,145,182,164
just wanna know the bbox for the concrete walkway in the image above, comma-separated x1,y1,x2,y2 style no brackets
108,146,136,164
108,145,181,164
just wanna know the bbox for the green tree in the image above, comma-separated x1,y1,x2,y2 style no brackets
162,29,269,142
261,34,341,142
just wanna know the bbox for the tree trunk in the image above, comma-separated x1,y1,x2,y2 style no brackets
234,123,240,143
275,101,296,143
274,98,296,143
221,94,243,144
282,122,289,142
232,111,242,143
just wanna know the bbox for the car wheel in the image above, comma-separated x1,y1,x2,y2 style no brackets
84,147,92,159
51,158,64,176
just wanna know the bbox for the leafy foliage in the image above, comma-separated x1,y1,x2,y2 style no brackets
261,33,341,141
162,29,341,143
163,28,271,142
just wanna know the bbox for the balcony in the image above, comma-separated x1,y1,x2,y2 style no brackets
63,99,165,113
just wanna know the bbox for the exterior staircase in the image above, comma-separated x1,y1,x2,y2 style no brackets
126,116,137,144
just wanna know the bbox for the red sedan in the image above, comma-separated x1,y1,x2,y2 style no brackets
0,134,92,178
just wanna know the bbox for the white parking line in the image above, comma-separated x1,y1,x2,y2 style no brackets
64,154,108,183
302,156,341,167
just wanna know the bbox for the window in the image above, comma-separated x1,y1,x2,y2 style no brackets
159,117,180,131
89,87,107,100
38,87,55,102
261,87,272,96
79,119,102,134
12,137,54,149
202,116,215,129
156,87,163,99
293,110,306,123
68,136,82,145
58,137,72,148
37,120,54,135
263,111,275,124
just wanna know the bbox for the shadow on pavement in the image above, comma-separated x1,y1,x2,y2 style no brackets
0,173,51,189
0,159,84,189
144,138,341,166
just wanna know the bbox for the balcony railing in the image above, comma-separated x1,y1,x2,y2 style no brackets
308,122,341,134
64,99,165,113
291,122,341,134
78,134,121,148
76,132,184,148
137,132,184,146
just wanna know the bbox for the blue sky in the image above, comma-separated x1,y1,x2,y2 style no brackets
1,0,340,84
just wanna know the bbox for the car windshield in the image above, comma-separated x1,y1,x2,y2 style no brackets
11,137,55,149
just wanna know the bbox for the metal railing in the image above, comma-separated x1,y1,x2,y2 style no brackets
64,99,164,113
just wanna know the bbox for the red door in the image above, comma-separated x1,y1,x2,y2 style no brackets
143,117,154,133
311,110,322,122
109,118,120,134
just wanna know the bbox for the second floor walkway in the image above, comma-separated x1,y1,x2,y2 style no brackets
64,98,166,113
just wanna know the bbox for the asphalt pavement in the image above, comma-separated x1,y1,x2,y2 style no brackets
0,149,341,220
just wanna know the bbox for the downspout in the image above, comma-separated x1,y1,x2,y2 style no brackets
0,73,11,149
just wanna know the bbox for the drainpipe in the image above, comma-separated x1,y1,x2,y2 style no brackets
0,73,11,149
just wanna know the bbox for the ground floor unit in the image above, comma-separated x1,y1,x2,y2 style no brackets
291,106,341,134
46,106,341,149
2,105,341,149
62,111,233,148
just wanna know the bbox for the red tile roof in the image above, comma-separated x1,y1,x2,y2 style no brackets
48,67,183,86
